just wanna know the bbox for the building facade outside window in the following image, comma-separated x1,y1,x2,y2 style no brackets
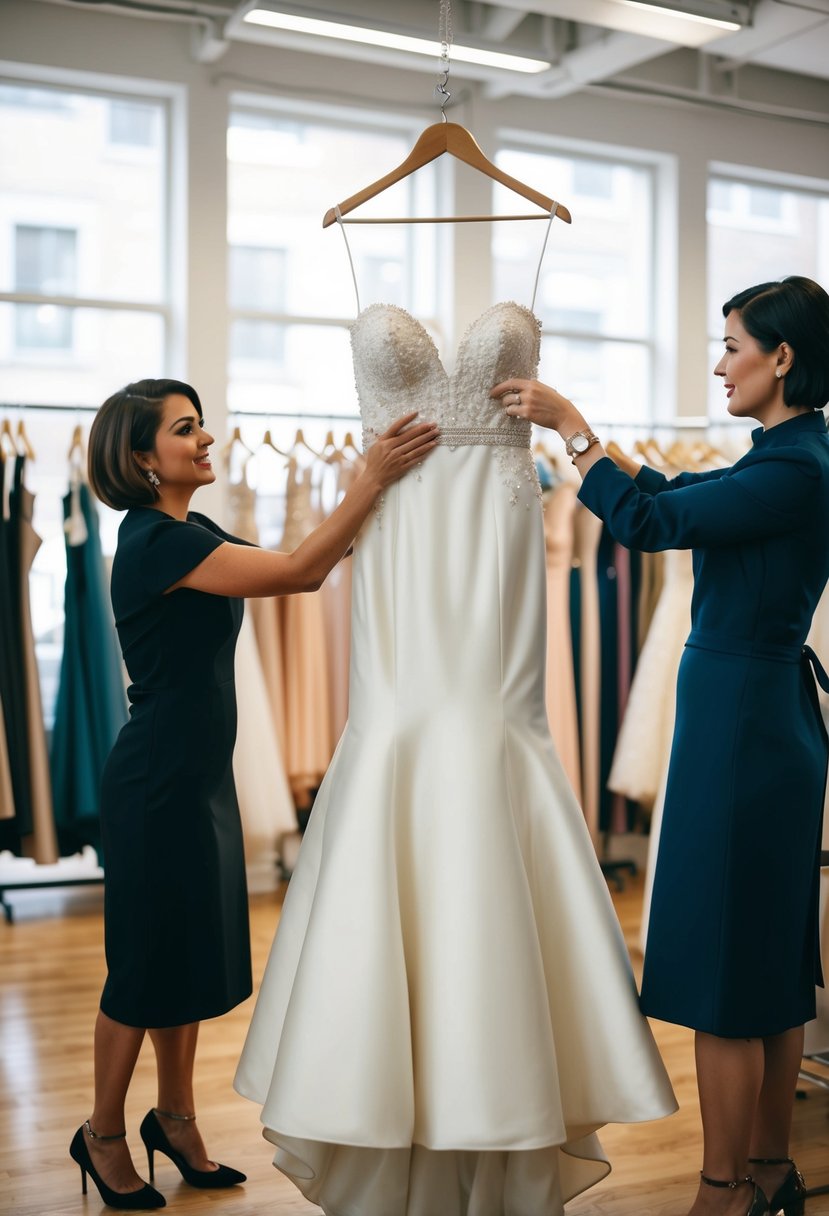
492,141,657,428
707,168,829,422
226,98,442,459
0,77,175,720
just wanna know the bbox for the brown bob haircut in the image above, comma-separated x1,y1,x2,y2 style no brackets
88,378,203,511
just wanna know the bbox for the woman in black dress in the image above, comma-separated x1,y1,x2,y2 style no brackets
71,378,438,1209
494,276,829,1216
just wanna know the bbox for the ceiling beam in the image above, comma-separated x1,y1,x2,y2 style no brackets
485,27,672,98
480,5,529,40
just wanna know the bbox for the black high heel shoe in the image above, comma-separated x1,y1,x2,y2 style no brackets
749,1157,806,1216
700,1172,768,1216
69,1122,166,1210
139,1109,246,1189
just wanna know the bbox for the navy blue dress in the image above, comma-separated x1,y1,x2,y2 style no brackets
579,411,829,1037
99,508,252,1029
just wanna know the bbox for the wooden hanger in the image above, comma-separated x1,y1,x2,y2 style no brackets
16,419,35,460
342,431,362,460
259,427,288,458
321,429,346,464
290,427,323,460
67,424,85,462
323,122,571,227
221,423,254,460
1,418,18,461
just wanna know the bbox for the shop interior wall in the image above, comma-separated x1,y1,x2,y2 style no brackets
2,0,829,519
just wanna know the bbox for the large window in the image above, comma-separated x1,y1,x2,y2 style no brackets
227,100,442,451
0,81,170,404
14,225,78,350
707,169,829,421
0,77,176,718
492,143,656,426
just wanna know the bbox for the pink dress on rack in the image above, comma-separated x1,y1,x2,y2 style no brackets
543,481,582,802
280,458,333,807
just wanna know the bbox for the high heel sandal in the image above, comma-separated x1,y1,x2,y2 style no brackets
139,1109,246,1189
69,1122,166,1210
748,1157,806,1216
700,1172,768,1216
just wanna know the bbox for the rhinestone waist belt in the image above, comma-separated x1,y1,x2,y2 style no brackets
362,424,530,451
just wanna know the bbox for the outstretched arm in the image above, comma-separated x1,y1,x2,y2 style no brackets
171,414,438,597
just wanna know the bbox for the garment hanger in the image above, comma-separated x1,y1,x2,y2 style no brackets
221,423,254,460
323,122,571,228
342,431,362,461
321,429,346,464
67,423,85,462
259,427,289,458
1,418,18,462
290,427,323,461
16,419,35,460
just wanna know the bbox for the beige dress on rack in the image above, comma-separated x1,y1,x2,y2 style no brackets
226,473,296,860
280,458,333,807
572,505,604,847
18,473,58,864
543,482,582,802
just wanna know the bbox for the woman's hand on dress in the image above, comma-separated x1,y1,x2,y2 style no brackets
362,413,439,491
491,379,585,436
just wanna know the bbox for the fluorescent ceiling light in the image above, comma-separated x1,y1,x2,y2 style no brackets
242,10,552,74
615,1,742,30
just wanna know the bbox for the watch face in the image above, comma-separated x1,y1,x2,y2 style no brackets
571,433,590,453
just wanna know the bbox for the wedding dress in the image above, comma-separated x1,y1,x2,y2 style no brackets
235,230,676,1214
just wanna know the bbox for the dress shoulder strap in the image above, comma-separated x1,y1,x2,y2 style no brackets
530,203,558,316
334,205,361,315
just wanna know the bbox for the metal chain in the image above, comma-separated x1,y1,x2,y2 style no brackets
436,0,453,119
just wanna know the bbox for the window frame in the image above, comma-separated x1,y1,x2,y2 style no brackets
226,91,450,421
0,61,183,383
706,160,829,423
493,128,668,427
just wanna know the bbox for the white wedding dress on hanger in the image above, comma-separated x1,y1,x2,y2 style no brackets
235,222,676,1215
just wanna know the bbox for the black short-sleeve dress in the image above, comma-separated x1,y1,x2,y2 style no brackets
99,507,252,1028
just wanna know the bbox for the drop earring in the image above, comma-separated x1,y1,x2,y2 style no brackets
146,469,161,487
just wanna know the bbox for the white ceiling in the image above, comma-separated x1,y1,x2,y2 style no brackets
34,0,829,100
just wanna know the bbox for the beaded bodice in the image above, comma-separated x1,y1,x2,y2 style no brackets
352,301,541,451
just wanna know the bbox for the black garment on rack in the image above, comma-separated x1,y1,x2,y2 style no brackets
597,528,641,835
0,456,33,848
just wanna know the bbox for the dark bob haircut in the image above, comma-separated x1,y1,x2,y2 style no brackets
722,275,829,411
88,378,203,511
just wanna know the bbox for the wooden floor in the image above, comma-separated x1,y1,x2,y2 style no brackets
2,876,828,1216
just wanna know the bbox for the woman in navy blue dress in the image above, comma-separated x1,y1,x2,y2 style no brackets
72,379,438,1210
493,276,829,1216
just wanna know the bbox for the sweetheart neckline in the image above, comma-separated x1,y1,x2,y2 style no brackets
351,300,541,382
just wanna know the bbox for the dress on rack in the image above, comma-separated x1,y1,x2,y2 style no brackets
279,458,333,805
51,471,128,859
12,456,58,864
235,299,676,1216
225,472,296,859
0,456,32,848
543,481,582,801
579,414,829,1037
99,508,252,1028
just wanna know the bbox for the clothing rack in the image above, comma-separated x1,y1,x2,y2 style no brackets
0,853,104,924
229,409,361,423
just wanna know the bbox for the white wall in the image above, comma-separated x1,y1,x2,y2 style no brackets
2,0,829,484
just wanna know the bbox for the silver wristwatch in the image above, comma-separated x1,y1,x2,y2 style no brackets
564,428,600,463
